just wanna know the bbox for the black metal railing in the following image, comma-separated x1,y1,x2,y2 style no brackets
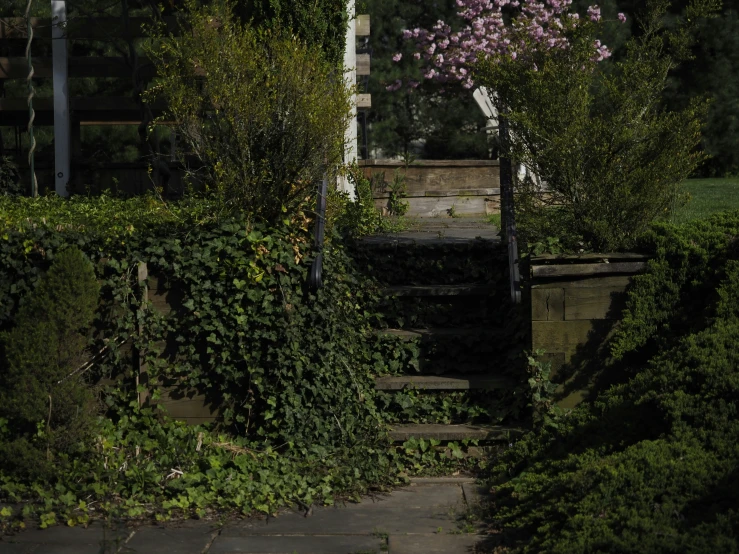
307,175,328,291
499,117,522,304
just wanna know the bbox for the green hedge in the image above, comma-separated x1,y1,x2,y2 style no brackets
486,211,739,553
0,195,406,527
234,0,349,67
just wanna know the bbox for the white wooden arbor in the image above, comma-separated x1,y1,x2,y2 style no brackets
340,6,371,199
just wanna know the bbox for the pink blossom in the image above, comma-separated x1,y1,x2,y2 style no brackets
618,12,626,23
392,53,403,62
386,79,402,91
392,0,610,91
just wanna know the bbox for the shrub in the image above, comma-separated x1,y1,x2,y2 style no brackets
146,0,352,223
485,211,739,552
330,164,399,238
476,0,717,252
0,195,409,524
0,157,22,196
0,247,100,480
233,0,348,67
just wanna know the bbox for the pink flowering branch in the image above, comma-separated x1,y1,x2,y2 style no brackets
389,1,626,91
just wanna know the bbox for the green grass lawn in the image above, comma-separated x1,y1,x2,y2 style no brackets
672,178,739,224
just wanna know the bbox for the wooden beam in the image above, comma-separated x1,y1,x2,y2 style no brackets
0,16,178,40
356,14,370,36
0,97,167,125
356,93,371,109
0,57,156,80
531,261,646,279
356,53,370,76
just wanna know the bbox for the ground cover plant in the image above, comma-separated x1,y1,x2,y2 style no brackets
481,211,739,553
0,194,403,529
0,192,492,530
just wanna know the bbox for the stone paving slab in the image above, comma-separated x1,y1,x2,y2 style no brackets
209,534,385,554
0,481,483,554
461,482,491,506
0,522,131,554
388,533,482,554
121,521,219,553
222,485,465,537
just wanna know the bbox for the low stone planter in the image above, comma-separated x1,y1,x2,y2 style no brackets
359,159,500,217
529,253,650,409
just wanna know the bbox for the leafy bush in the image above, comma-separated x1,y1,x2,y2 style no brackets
476,0,717,252
0,195,414,525
146,0,352,222
0,247,100,480
330,164,405,238
485,211,739,552
233,0,348,67
0,157,22,196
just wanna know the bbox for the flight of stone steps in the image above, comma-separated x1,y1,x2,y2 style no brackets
351,218,527,448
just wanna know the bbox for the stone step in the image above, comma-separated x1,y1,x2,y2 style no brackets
388,424,523,442
375,374,512,391
376,327,493,340
383,284,495,297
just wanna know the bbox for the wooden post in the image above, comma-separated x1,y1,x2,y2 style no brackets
340,0,357,199
51,0,70,196
136,262,149,408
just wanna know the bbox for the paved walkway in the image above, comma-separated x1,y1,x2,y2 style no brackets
0,478,496,554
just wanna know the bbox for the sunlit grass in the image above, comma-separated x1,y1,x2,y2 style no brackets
672,178,739,224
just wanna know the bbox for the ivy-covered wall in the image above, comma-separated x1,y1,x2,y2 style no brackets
0,195,409,526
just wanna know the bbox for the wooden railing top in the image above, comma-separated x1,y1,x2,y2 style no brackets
0,56,156,80
359,159,501,167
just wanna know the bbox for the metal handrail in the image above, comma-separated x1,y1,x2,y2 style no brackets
499,116,521,304
307,175,328,291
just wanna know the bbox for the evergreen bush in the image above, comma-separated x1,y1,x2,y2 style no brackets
486,210,739,552
0,247,100,480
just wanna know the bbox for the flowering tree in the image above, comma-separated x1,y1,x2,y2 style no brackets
391,0,719,252
388,0,622,92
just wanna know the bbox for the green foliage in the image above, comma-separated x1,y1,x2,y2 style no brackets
0,157,22,196
665,4,739,177
330,165,406,238
0,195,411,522
477,0,718,252
0,247,100,480
364,0,490,159
0,193,518,525
233,0,348,67
485,210,739,552
524,350,560,430
146,0,351,222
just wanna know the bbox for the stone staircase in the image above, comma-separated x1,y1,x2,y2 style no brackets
352,218,527,447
